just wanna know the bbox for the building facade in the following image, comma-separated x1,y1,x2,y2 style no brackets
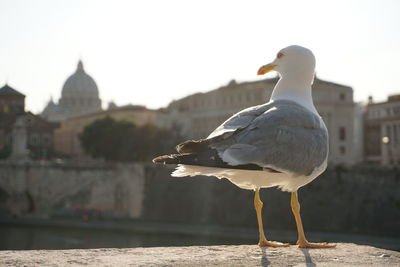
0,83,25,157
0,84,56,159
365,94,400,165
165,77,363,166
54,105,159,157
41,60,102,122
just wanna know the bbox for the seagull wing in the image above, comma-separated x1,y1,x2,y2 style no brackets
156,100,327,176
207,100,328,176
207,103,273,139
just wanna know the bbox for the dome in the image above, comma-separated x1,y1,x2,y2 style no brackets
57,60,102,119
61,60,99,98
40,97,67,122
42,97,60,114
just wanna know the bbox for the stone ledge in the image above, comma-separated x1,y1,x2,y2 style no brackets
1,243,399,266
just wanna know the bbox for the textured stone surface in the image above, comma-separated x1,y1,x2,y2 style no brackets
0,243,399,266
0,162,145,218
3,162,400,238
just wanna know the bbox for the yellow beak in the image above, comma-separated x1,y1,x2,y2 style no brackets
257,63,276,75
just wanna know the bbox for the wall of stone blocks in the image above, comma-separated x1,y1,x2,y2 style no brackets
0,162,399,237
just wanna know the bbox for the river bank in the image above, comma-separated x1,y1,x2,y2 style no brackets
1,217,399,251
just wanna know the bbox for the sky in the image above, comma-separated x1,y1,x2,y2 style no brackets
1,0,400,113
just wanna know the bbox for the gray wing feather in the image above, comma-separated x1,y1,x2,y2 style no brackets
208,100,328,176
207,104,272,138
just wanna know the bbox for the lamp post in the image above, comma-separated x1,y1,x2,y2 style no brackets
382,136,398,165
382,136,390,165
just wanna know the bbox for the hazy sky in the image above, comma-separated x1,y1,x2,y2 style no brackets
1,0,399,113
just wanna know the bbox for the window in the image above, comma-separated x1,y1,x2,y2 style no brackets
42,134,51,146
339,127,346,141
17,104,24,113
30,134,39,145
339,93,346,101
26,117,33,125
386,125,392,140
340,146,346,155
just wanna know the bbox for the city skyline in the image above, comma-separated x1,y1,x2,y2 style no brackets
1,0,400,113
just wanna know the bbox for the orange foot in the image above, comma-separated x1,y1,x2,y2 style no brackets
297,239,336,248
258,239,290,247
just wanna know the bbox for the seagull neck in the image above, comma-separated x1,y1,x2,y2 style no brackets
270,75,318,115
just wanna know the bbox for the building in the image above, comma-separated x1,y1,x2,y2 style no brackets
54,105,159,157
0,84,55,159
0,83,25,116
165,77,362,166
365,94,400,165
41,60,102,122
0,83,25,156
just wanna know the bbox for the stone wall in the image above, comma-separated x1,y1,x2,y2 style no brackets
143,165,400,237
0,162,145,218
0,162,399,237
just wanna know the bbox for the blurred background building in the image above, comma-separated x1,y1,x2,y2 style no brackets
365,94,400,165
41,60,102,123
0,84,55,159
0,61,398,166
164,77,364,166
54,105,158,157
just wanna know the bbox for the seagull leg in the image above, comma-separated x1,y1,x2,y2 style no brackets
290,191,336,248
254,188,289,247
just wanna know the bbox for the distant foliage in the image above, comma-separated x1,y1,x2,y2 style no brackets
79,117,182,162
0,145,11,159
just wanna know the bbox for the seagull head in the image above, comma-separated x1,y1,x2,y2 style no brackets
257,45,315,82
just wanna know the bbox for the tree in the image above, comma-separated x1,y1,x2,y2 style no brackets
79,117,182,162
0,145,11,159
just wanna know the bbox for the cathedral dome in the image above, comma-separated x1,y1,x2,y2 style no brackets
57,60,102,120
61,60,99,98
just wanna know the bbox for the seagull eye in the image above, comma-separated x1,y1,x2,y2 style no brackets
277,52,284,59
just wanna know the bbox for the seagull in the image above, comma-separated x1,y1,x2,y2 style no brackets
153,45,336,248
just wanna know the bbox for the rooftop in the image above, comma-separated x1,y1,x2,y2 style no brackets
388,94,400,102
0,83,25,97
168,76,352,107
367,93,400,106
